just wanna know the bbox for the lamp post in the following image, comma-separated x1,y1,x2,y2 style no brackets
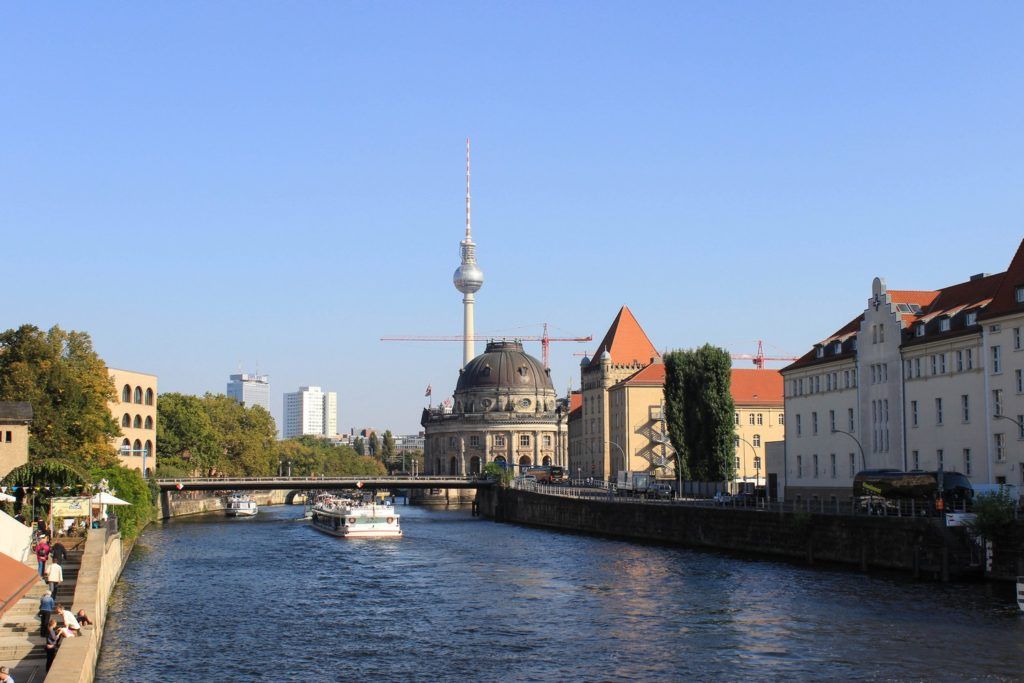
831,428,866,472
609,441,627,479
735,435,761,491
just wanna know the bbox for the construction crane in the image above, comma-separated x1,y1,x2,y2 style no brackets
732,340,799,369
381,323,592,369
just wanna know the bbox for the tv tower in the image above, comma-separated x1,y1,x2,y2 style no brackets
453,137,484,367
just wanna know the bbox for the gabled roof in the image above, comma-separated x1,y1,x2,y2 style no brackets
616,361,666,386
980,239,1024,321
730,369,784,406
588,306,659,368
0,402,32,421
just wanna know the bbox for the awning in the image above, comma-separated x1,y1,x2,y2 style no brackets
0,552,39,618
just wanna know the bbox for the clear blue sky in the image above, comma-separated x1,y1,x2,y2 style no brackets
2,3,1023,434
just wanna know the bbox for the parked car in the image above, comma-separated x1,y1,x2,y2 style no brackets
712,492,734,505
648,483,674,499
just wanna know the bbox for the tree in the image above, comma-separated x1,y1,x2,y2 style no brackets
0,324,119,465
664,345,736,482
381,430,396,461
90,464,156,541
156,393,220,475
353,437,365,456
202,394,277,476
367,432,379,458
275,436,386,477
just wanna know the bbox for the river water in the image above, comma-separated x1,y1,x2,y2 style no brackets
95,503,1024,681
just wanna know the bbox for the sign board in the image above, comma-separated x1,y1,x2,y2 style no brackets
944,512,977,527
50,496,91,518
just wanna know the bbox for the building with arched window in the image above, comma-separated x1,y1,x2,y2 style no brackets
107,368,158,476
421,341,569,486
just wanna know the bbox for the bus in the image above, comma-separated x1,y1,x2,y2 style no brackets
525,466,566,484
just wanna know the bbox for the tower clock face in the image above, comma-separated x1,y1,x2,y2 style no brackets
519,398,531,408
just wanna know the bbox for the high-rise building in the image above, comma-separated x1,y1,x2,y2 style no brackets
227,373,270,412
452,138,484,367
282,386,338,439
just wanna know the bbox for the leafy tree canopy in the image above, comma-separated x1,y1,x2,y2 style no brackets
0,324,119,465
276,436,386,477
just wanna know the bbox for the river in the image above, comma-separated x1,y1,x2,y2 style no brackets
95,503,1024,681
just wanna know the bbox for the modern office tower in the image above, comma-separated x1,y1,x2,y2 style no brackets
283,386,337,439
227,373,271,412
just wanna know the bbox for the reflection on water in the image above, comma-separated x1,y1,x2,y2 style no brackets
96,504,1024,681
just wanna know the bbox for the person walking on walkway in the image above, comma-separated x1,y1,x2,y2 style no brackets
38,590,55,637
50,539,67,566
46,560,63,600
45,617,61,671
34,537,50,577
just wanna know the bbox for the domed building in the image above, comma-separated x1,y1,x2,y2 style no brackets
422,340,569,475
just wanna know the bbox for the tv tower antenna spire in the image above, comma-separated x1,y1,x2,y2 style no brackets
453,137,484,368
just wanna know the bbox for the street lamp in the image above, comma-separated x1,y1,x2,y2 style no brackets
609,441,627,478
735,435,760,491
831,428,866,472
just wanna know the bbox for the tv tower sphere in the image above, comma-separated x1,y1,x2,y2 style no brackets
453,260,484,294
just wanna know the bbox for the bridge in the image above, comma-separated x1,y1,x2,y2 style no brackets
154,475,495,492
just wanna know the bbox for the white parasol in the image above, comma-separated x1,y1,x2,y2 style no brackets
91,492,131,506
0,491,15,502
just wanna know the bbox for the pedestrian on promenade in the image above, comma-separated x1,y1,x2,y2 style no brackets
56,604,80,634
50,539,67,566
0,664,13,682
34,537,50,577
46,560,63,600
44,618,60,671
75,609,92,627
38,590,54,637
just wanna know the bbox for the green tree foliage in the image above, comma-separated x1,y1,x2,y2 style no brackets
275,436,386,477
483,461,513,484
381,430,396,461
353,437,365,456
968,490,1018,540
0,324,119,465
664,345,736,482
201,394,277,476
90,465,156,541
156,393,219,474
368,432,379,458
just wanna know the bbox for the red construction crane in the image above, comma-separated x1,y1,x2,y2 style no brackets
731,340,799,369
381,323,592,369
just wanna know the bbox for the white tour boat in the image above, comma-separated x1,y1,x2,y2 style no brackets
310,494,402,538
225,493,258,517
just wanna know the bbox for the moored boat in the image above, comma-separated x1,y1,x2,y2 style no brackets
310,494,402,538
225,493,258,517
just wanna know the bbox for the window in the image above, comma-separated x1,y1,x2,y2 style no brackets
994,389,1004,416
965,448,973,474
797,455,803,478
1017,369,1023,394
133,386,143,403
911,400,918,427
756,413,763,426
956,350,964,372
915,323,925,337
849,453,856,477
939,354,946,374
834,342,841,354
992,345,1002,373
940,318,951,332
122,385,131,402
829,410,836,432
735,456,741,470
133,415,142,429
879,324,885,343
844,370,851,387
1016,327,1022,351
830,453,836,479
494,435,506,447
912,450,920,470
1017,285,1024,303
121,413,131,428
145,388,154,405
966,311,978,326
937,449,944,469
753,434,761,447
1019,416,1024,440
734,436,740,448
734,412,740,425
995,435,1005,462
814,376,820,393
469,435,480,447
449,437,458,449
779,413,785,425
753,456,761,470
4,431,10,443
935,398,943,424
543,435,552,447
813,454,819,478
144,416,153,430
904,360,912,379
812,412,818,435
961,395,970,422
848,408,855,432
816,346,824,358
748,413,755,425
796,414,802,436
966,348,974,370
872,325,878,344
519,435,530,447
930,355,938,375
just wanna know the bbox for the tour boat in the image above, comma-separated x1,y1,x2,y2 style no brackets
309,494,402,538
225,493,258,517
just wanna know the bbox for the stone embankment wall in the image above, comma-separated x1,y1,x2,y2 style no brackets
46,528,123,683
478,488,980,580
160,489,291,519
987,523,1024,581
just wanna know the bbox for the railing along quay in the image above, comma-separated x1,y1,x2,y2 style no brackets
510,479,973,519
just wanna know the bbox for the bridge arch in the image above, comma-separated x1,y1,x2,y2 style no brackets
284,490,306,505
518,455,532,472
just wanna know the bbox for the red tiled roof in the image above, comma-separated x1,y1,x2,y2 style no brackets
980,239,1024,321
568,390,582,421
616,362,666,386
588,306,660,369
889,290,939,306
730,369,784,406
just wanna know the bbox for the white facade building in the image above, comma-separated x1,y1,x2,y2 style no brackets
282,386,338,439
778,239,1024,502
227,373,271,413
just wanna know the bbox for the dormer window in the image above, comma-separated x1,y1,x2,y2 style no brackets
815,346,824,359
939,318,951,332
915,323,926,337
966,312,977,326
1016,285,1024,303
833,341,842,354
481,365,491,377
